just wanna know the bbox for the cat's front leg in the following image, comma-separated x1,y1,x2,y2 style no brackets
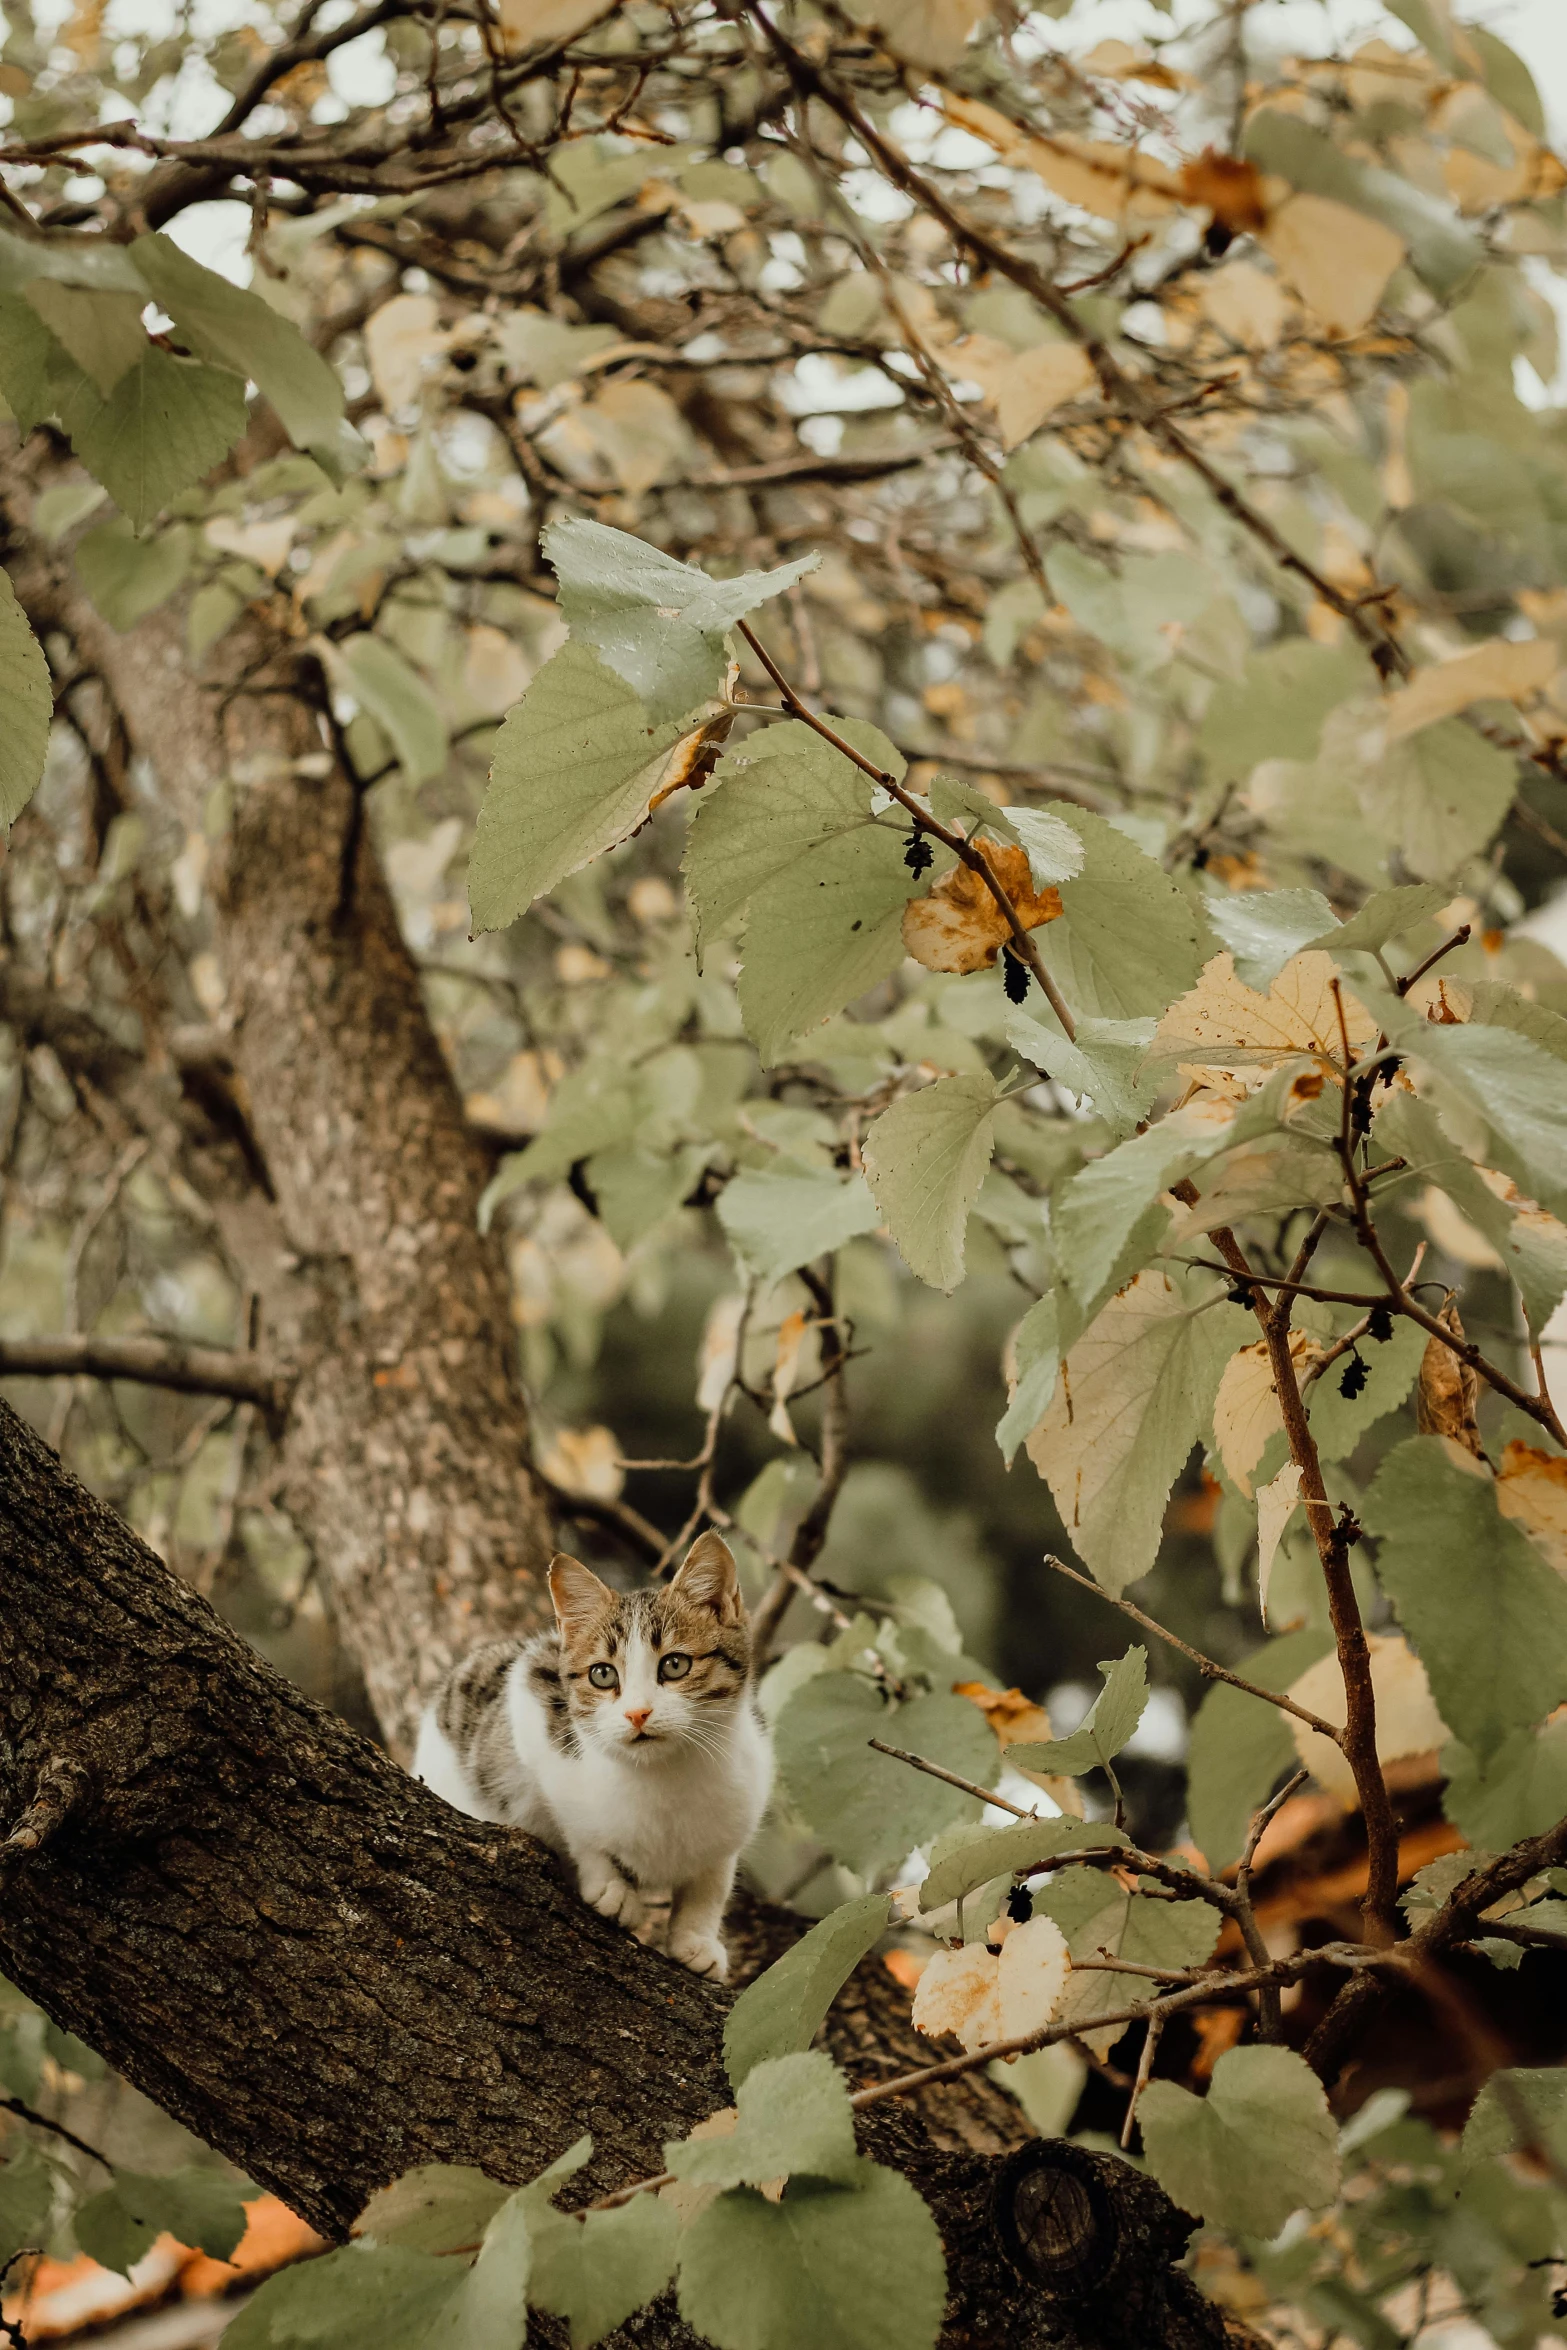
576,1848,644,1932
668,1858,735,1981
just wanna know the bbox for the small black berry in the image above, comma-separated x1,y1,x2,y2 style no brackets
903,828,934,875
1367,1304,1394,1344
1002,946,1030,1004
1006,1883,1034,1924
1339,1352,1370,1401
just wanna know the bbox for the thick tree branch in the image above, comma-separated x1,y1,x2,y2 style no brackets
0,1395,1242,2349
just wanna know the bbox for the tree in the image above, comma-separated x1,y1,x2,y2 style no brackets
2,0,1567,2343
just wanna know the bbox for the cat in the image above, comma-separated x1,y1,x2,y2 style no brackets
412,1531,772,1981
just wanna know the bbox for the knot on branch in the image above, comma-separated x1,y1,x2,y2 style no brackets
1,1754,90,1863
992,2139,1191,2303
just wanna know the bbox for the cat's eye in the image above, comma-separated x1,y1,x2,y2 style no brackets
588,1662,618,1691
658,1653,693,1683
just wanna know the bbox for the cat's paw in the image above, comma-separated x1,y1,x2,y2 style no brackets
579,1864,643,1931
670,1927,729,1981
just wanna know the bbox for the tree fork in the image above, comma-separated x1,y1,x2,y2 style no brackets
0,1398,1253,2349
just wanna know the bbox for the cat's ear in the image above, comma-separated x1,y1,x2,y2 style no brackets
548,1552,613,1635
670,1531,743,1624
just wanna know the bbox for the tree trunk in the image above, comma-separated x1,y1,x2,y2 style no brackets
5,473,555,1754
0,1398,1246,2349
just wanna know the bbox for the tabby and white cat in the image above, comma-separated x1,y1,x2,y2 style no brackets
412,1532,771,1980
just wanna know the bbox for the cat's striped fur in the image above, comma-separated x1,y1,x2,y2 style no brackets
413,1534,771,1979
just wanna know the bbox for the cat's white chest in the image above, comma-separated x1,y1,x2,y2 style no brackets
536,1704,772,1889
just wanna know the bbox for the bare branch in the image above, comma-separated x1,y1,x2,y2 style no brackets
0,1335,290,1417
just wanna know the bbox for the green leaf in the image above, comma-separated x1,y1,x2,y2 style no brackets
685,720,914,1064
587,1142,704,1251
1037,1875,1220,2051
1186,1628,1332,1870
1443,1717,1567,1847
725,1896,892,2089
1373,1091,1567,1332
995,1294,1059,1465
1003,804,1083,889
354,2164,508,2254
917,1814,1127,1913
0,2142,56,2268
528,2194,678,2349
0,290,93,436
774,1674,998,1877
1204,887,1337,990
129,232,354,472
34,479,108,543
74,517,192,631
224,2243,464,2349
1199,640,1367,786
22,281,147,396
1026,1271,1248,1592
676,2164,946,2350
1373,998,1567,1228
75,2168,250,2278
63,348,247,530
1052,1095,1283,1311
862,1074,999,1291
1316,882,1449,957
472,643,699,931
0,223,147,298
0,572,51,827
717,1165,881,1286
421,2187,530,2350
1008,1647,1149,1778
1460,2069,1567,2171
668,2052,857,2189
545,517,815,725
1002,1009,1159,1140
1138,2046,1341,2238
1304,1314,1426,1461
1364,1437,1567,1759
1358,719,1515,882
1035,806,1205,1019
326,634,447,786
1045,546,1213,673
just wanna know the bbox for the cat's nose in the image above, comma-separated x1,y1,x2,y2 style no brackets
624,1706,652,1732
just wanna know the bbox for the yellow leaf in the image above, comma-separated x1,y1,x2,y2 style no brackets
1199,260,1288,352
1382,635,1558,743
1262,195,1405,337
769,1307,808,1446
538,1424,625,1502
365,293,447,411
462,623,533,718
1286,1633,1449,1807
954,1684,1084,1815
696,1294,745,1414
1415,1301,1482,1457
498,0,612,51
990,343,1096,449
854,0,987,67
580,380,694,495
911,1915,1069,2052
1212,1332,1318,1497
1497,1441,1567,1575
903,841,1061,975
1257,1462,1303,1625
911,1940,1002,2051
1155,950,1377,1092
939,95,1181,222
204,515,297,577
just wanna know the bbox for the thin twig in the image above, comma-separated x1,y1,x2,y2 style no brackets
1038,1556,1343,1742
0,1335,291,1416
1235,1769,1308,2040
1120,2011,1163,2150
0,2094,113,2172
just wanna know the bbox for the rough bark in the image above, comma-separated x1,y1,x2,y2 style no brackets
0,1398,1248,2349
5,474,555,1754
